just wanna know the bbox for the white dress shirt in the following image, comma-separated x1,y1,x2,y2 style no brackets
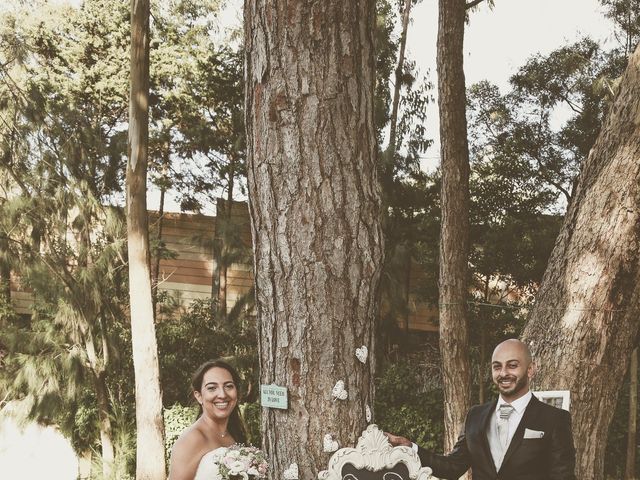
409,390,533,456
496,390,532,447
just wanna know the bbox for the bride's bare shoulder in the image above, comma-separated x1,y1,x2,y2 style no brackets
168,424,210,479
173,423,208,453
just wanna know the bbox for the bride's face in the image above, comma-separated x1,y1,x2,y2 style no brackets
195,367,238,420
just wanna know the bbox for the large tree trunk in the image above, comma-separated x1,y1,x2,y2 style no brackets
436,0,472,456
127,0,166,478
521,43,640,480
244,2,384,478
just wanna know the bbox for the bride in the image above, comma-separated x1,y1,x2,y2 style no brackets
169,359,248,480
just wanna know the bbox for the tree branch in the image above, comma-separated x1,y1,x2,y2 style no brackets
465,0,487,10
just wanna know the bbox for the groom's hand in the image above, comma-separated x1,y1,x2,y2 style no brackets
384,432,412,447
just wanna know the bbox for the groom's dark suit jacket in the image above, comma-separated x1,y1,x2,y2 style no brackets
418,395,576,480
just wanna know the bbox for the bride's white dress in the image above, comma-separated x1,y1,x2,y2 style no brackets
194,448,225,480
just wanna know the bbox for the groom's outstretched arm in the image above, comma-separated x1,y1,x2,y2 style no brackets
385,430,471,480
416,430,471,480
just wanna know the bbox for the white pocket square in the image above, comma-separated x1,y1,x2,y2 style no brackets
523,428,545,439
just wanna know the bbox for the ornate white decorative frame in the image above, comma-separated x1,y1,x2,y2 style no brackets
318,425,432,480
533,390,571,411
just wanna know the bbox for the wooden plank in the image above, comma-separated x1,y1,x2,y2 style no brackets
227,286,252,297
228,263,252,272
227,277,254,288
158,281,212,294
154,233,215,246
149,211,215,227
158,266,212,279
227,269,253,279
160,258,213,270
156,226,215,238
161,248,213,262
162,240,212,253
157,272,212,286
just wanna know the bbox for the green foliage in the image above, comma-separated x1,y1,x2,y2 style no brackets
468,38,627,209
148,0,245,212
240,401,262,448
375,361,444,450
164,403,199,460
1,1,137,470
600,0,640,56
157,297,262,455
157,297,259,406
374,0,438,362
88,395,136,480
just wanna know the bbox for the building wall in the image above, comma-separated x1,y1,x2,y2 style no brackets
9,201,437,331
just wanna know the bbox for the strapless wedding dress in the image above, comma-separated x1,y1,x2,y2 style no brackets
193,447,225,480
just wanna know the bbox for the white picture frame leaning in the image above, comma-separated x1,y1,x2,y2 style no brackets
533,390,571,411
317,425,433,480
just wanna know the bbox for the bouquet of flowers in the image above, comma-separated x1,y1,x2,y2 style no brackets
206,445,269,480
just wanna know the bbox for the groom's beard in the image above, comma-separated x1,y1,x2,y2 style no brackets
494,375,528,398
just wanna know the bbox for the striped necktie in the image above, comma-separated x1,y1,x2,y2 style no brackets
498,404,515,449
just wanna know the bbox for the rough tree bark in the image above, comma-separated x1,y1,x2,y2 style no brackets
522,43,640,480
152,138,170,317
625,348,637,480
127,0,166,478
437,0,472,456
244,1,384,478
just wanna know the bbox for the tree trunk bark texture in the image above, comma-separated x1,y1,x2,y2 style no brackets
94,370,115,478
244,2,384,478
522,43,640,480
626,348,638,480
437,0,472,456
128,0,166,478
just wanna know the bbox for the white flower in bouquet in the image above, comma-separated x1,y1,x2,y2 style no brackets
213,447,229,460
210,444,268,480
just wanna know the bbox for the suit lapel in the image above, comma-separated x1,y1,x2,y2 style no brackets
477,400,498,475
499,395,541,471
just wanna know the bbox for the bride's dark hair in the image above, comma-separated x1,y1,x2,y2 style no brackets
191,359,248,444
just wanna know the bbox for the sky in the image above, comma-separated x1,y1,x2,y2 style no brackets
10,0,611,212
174,0,616,212
404,0,616,168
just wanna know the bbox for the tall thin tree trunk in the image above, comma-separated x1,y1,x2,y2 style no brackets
404,251,411,334
244,2,384,478
479,327,486,405
128,0,166,477
0,237,10,300
218,161,235,315
437,0,471,457
94,371,115,478
386,0,412,159
152,140,169,317
478,274,490,405
626,348,638,480
522,42,640,480
83,324,115,478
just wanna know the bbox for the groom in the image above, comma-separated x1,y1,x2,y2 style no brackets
386,339,576,479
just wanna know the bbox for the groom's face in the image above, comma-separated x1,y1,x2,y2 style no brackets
491,344,533,401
